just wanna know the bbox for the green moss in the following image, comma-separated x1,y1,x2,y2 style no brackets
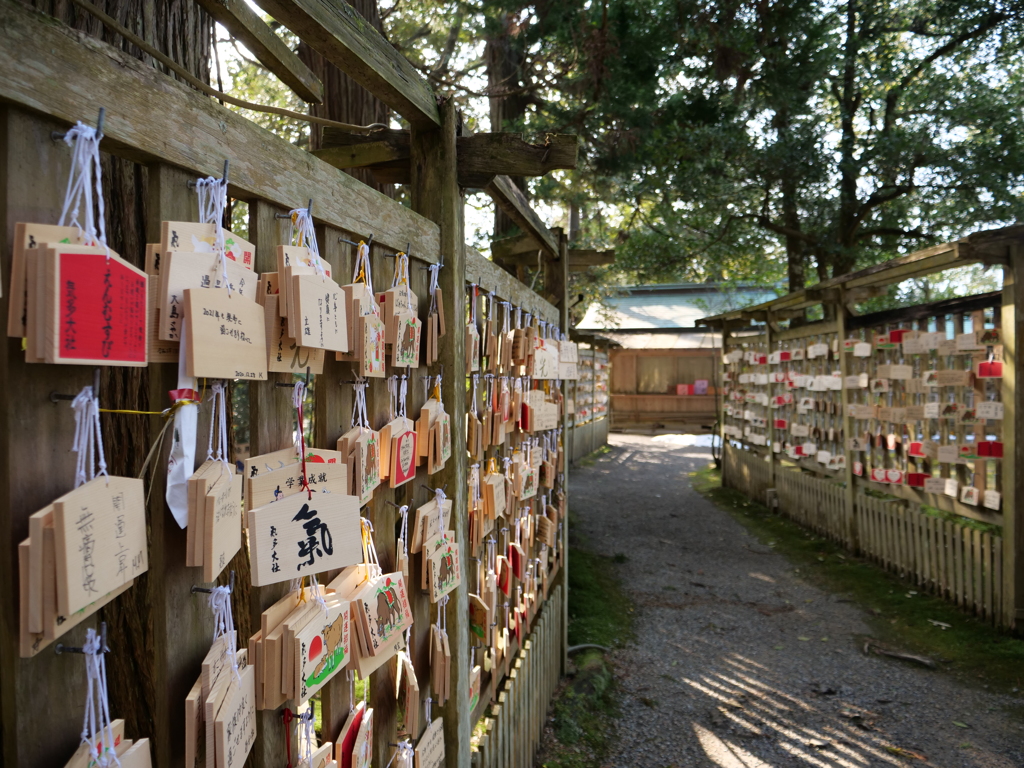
568,547,635,648
540,651,619,768
540,530,632,767
691,463,1024,696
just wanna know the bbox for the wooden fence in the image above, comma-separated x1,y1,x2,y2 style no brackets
707,230,1023,628
0,3,574,767
471,585,564,768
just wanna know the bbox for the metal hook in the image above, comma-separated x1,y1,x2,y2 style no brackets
276,369,312,388
56,621,108,654
52,107,105,141
187,159,229,189
339,234,374,247
191,570,235,595
51,368,101,404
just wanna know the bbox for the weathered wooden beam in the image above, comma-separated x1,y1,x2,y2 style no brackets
310,140,407,169
491,232,543,260
457,133,577,180
566,249,615,266
0,2,439,257
315,131,578,187
485,175,559,257
194,0,324,104
250,0,441,128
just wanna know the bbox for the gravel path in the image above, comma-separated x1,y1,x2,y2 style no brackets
572,434,1024,768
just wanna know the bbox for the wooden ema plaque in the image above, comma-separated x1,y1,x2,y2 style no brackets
63,718,126,768
530,336,559,379
248,491,361,586
214,665,256,768
262,295,325,374
18,538,132,658
378,283,418,344
7,224,86,338
389,421,418,489
392,312,422,368
160,252,257,341
53,475,147,617
337,283,377,361
409,498,451,554
295,598,351,704
276,245,331,326
184,288,267,380
414,718,444,768
559,340,579,380
292,273,348,352
335,701,365,768
351,707,373,768
42,246,147,366
428,541,462,602
466,323,480,373
160,222,255,270
358,313,386,378
247,460,347,510
352,572,413,656
203,471,242,582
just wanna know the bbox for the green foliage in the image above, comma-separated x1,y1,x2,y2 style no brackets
381,0,1024,293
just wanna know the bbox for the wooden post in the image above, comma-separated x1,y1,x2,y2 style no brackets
135,163,218,768
246,199,298,768
410,98,471,767
544,228,570,672
1001,246,1022,628
764,312,776,492
834,288,859,552
719,324,730,487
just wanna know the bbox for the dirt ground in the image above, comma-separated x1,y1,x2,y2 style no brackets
570,434,1024,768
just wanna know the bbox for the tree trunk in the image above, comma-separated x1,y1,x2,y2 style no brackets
299,0,395,197
485,11,530,237
835,0,860,277
27,0,212,747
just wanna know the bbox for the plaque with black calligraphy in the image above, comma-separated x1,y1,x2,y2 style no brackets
42,246,148,366
203,470,242,582
52,475,148,617
214,664,256,768
262,295,325,374
7,224,86,338
184,288,267,381
292,273,348,352
248,492,361,587
160,252,256,341
414,718,445,768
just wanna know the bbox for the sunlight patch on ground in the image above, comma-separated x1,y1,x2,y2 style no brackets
651,433,716,447
693,723,774,767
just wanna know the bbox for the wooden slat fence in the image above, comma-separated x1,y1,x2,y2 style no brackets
724,432,1004,624
708,235,1022,627
471,585,564,768
722,444,771,503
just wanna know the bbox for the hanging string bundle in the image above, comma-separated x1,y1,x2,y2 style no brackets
72,385,108,488
294,380,313,499
59,121,107,253
80,628,119,768
208,584,240,682
195,172,230,289
289,204,326,278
